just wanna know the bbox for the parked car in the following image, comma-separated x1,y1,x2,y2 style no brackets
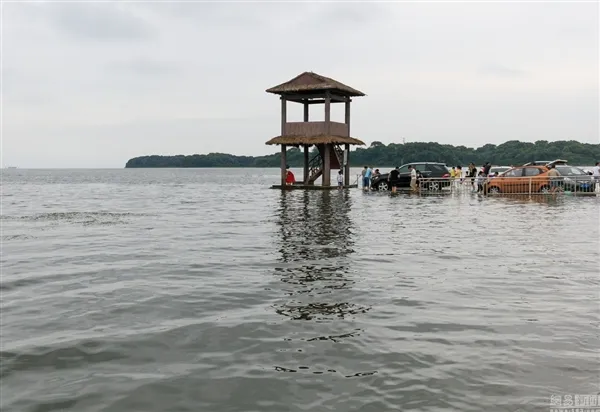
555,165,595,192
484,160,569,194
370,162,450,191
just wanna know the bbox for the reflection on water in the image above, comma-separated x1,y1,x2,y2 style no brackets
488,194,568,205
273,190,370,321
276,190,355,261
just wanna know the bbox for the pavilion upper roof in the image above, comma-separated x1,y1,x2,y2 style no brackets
266,72,365,97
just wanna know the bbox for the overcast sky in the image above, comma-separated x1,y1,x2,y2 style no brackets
3,1,599,168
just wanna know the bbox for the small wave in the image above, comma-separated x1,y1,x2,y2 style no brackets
273,301,371,321
306,330,362,343
273,365,376,377
282,329,362,343
0,341,128,379
0,212,147,226
1,234,36,241
0,276,44,291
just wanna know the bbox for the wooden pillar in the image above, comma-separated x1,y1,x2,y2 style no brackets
303,102,309,122
281,144,287,186
281,97,287,135
303,145,309,183
344,143,350,186
344,98,351,186
323,144,331,186
345,98,351,136
324,91,331,134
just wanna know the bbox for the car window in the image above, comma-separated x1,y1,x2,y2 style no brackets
556,166,586,176
490,167,509,174
504,169,522,177
398,166,410,173
428,164,448,173
523,167,541,176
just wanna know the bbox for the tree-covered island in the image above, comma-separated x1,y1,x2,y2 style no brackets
125,140,600,168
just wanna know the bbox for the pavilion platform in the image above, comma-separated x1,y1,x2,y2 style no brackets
270,183,358,190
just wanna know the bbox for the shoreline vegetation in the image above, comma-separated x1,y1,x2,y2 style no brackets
124,140,600,168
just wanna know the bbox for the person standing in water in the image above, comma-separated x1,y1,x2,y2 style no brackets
285,165,295,186
483,162,492,176
337,170,344,189
468,163,478,191
363,166,373,191
453,165,463,190
389,166,400,193
476,171,485,192
547,164,561,193
409,165,418,192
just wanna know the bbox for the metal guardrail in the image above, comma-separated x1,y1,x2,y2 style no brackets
418,176,600,196
355,175,600,196
419,177,480,193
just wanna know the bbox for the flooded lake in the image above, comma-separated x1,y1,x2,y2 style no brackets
2,168,599,412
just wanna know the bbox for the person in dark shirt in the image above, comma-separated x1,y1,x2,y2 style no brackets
468,163,478,191
388,167,400,192
483,162,492,176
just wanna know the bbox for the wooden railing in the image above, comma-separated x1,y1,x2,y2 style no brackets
307,152,323,183
333,144,344,168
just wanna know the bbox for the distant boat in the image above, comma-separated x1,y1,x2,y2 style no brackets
6,166,17,169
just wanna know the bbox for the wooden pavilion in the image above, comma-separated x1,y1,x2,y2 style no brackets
265,72,365,188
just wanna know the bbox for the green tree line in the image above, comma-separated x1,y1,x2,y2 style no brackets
125,140,600,168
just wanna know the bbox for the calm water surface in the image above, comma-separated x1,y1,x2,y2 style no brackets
2,168,599,412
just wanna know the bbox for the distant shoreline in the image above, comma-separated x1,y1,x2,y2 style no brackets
124,140,600,168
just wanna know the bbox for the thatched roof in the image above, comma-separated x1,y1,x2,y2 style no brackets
266,72,365,97
265,135,365,146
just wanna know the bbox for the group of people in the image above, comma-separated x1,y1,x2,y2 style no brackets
285,165,348,189
362,165,420,193
449,162,492,179
361,162,500,194
449,162,498,192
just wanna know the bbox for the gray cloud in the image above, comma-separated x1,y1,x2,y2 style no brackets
46,3,153,41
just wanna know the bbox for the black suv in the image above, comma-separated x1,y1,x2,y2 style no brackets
370,162,450,191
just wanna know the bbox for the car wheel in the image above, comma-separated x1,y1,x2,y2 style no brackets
488,186,501,194
427,182,440,191
539,185,550,194
377,181,389,191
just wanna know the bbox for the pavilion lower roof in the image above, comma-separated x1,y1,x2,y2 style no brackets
265,135,365,146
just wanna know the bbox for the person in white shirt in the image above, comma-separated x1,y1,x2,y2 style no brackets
337,170,344,189
409,165,418,192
